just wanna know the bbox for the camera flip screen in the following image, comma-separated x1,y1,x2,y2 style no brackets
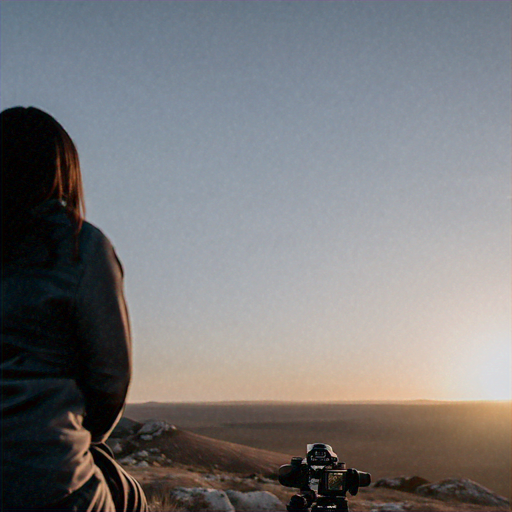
325,470,346,491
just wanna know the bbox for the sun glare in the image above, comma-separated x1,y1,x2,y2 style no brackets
460,337,512,401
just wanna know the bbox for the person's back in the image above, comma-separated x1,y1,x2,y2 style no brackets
1,106,147,511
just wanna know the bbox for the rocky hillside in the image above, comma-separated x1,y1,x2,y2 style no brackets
108,417,510,512
108,417,290,475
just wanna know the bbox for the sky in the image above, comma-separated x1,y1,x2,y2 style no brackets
1,1,510,403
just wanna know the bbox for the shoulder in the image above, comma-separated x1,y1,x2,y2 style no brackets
78,221,124,277
79,221,113,251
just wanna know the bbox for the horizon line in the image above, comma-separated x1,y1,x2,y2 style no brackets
127,398,512,406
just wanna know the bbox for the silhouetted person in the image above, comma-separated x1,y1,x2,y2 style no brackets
1,106,147,511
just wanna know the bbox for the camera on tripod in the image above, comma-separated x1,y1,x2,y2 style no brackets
278,443,371,512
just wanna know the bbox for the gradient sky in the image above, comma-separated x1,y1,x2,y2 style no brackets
1,1,510,403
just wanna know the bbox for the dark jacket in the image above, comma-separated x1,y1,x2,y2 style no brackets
1,200,131,510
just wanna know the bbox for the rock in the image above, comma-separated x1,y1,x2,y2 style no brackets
135,460,149,468
136,420,176,438
140,434,153,441
108,437,139,458
118,456,136,466
415,478,510,508
374,476,430,493
369,503,411,512
106,439,124,455
225,490,285,511
134,450,149,459
171,487,235,512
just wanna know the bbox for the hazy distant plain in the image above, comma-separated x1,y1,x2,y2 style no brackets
125,401,511,501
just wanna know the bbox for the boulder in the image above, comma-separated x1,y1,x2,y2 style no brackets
171,487,235,512
106,437,139,458
118,455,136,466
225,490,285,511
374,476,430,493
415,478,510,508
106,439,124,455
136,420,176,439
369,503,411,512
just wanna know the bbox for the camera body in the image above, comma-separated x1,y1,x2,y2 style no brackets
278,443,371,512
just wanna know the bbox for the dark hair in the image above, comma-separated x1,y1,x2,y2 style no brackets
1,106,85,261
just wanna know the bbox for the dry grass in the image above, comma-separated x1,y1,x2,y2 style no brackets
143,482,185,512
131,465,511,512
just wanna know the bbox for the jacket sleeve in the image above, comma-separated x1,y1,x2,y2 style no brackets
74,231,131,443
